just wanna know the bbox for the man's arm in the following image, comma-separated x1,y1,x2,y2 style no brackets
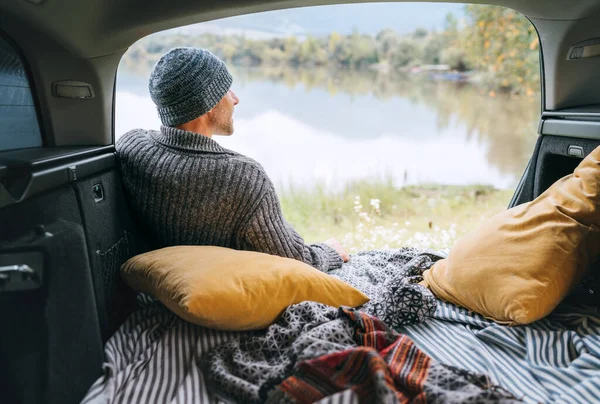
238,179,345,272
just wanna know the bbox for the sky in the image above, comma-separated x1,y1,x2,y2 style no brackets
174,2,465,38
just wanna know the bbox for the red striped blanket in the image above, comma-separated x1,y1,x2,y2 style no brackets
265,308,520,403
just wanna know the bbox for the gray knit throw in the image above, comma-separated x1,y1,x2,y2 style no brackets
148,47,233,126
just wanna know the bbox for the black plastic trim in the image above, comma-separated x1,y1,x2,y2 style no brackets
0,145,114,170
508,157,531,208
0,152,116,210
543,110,600,119
530,16,545,113
540,119,600,139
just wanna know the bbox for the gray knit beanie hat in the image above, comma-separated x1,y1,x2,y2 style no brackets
148,47,233,127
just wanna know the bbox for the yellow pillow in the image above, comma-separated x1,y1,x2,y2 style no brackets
121,246,369,330
422,146,600,325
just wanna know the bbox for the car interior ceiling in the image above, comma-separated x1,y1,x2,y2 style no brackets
3,0,600,403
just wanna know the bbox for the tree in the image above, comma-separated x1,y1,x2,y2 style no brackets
392,39,421,68
298,35,321,65
462,5,540,94
421,33,444,65
413,27,429,39
283,36,300,64
328,32,342,54
348,34,379,68
121,5,540,94
221,43,237,62
376,28,400,63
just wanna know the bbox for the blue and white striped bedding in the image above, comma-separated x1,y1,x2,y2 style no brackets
83,295,600,403
397,300,600,403
81,301,243,404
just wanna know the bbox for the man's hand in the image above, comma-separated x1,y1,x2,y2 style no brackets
324,238,350,262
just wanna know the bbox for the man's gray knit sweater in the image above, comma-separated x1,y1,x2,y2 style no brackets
117,126,343,272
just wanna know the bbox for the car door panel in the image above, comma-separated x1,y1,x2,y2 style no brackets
0,149,146,404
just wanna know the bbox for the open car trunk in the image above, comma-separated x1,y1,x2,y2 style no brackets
3,108,600,404
3,0,600,402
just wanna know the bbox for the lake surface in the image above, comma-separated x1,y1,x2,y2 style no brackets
116,68,539,191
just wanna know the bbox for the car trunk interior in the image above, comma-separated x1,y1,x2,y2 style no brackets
0,148,150,403
3,0,600,402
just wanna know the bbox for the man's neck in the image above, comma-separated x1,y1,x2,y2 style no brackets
176,119,212,138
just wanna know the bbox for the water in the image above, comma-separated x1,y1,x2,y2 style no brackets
116,68,539,191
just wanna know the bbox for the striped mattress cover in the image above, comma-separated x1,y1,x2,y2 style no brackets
397,300,600,403
82,297,600,404
82,298,241,404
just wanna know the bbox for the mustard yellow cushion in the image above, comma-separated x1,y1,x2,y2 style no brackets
121,246,369,330
422,146,600,325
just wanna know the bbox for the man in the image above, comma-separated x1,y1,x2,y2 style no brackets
117,47,349,272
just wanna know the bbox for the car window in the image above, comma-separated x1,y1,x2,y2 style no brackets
116,3,540,252
0,35,42,151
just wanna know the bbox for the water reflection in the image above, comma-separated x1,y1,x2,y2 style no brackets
116,67,539,190
231,67,540,177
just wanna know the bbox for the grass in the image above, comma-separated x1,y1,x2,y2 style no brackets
279,178,514,253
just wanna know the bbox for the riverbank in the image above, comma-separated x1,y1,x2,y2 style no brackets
279,180,513,253
121,4,540,95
